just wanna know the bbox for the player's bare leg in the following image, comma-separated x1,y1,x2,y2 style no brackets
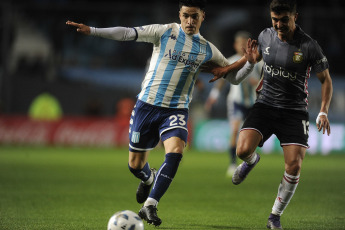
232,129,261,185
129,151,149,170
267,145,306,229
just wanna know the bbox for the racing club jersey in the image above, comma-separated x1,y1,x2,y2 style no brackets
256,25,329,111
134,23,229,109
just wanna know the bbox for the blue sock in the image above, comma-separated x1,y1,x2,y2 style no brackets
128,162,151,182
148,153,182,202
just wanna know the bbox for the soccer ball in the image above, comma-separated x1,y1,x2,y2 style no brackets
107,210,144,230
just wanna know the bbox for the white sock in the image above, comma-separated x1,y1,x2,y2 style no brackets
244,152,258,165
144,197,158,207
144,172,154,185
272,171,300,216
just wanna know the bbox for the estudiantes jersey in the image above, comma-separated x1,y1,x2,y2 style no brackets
256,25,329,111
134,23,229,109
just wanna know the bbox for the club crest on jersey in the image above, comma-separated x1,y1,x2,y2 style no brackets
199,44,207,54
293,51,303,63
131,131,140,143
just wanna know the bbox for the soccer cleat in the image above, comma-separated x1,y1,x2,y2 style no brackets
232,153,260,185
136,168,157,204
267,213,283,229
138,205,162,226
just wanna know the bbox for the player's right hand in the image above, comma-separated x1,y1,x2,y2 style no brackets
66,20,91,35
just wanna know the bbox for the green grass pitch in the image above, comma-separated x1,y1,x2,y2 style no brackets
0,146,344,229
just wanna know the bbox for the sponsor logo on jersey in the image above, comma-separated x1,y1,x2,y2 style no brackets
164,49,202,72
293,51,303,63
169,34,177,40
263,62,297,81
263,47,270,55
316,57,328,64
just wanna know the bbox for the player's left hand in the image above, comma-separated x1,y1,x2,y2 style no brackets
200,62,226,82
316,112,331,135
208,64,228,83
66,20,91,35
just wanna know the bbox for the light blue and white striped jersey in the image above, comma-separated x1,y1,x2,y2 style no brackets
135,23,229,109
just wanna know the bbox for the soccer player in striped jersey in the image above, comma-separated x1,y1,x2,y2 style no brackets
209,0,333,229
66,0,258,226
205,31,263,177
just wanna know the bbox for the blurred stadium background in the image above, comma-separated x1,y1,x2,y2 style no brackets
0,0,344,154
1,1,345,229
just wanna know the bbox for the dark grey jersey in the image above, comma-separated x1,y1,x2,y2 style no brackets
256,25,329,111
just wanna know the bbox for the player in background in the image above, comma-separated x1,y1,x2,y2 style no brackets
66,0,258,226
208,0,332,229
205,31,262,177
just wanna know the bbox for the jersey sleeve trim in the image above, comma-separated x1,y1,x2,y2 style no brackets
133,27,138,41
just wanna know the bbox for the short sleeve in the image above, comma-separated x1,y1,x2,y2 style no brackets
309,40,329,73
258,31,264,56
258,29,270,56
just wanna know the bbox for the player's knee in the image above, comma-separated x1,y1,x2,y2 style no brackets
128,153,146,169
163,137,185,154
236,143,253,159
285,161,302,176
167,146,184,154
236,130,260,159
128,159,141,170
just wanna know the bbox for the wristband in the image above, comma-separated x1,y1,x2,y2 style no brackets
318,112,327,117
316,112,327,125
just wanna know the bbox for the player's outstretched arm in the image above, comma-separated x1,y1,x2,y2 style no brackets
206,56,245,83
66,20,137,41
66,20,91,35
208,39,259,84
316,69,333,135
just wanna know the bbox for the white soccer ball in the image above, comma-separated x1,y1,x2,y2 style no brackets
107,210,144,230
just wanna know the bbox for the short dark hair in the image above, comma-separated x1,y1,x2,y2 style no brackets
179,0,207,11
270,0,297,14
